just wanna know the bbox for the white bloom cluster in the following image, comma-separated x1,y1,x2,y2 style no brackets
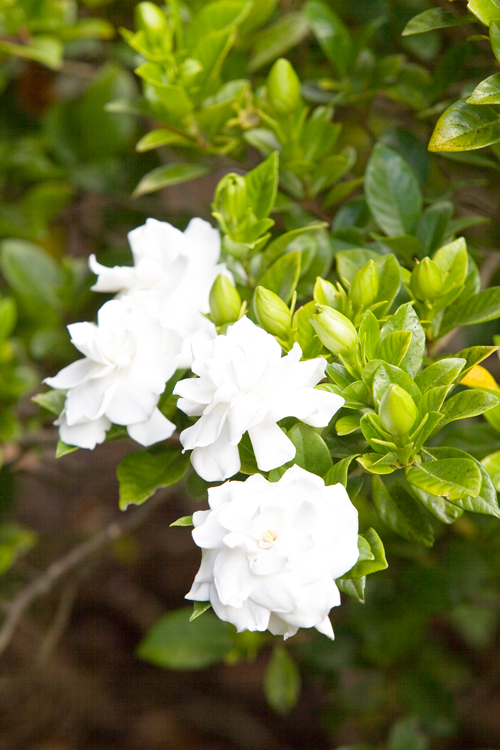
174,317,344,481
46,218,230,448
187,465,359,639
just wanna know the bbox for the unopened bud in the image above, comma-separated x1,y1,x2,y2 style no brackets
314,276,339,308
311,305,358,356
379,384,418,437
267,58,301,114
254,286,292,339
410,258,444,301
350,260,379,310
135,2,167,37
213,174,248,228
209,275,242,326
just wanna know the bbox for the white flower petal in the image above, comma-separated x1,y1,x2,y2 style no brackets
58,413,111,449
190,423,241,481
127,408,175,446
248,421,296,472
44,358,101,390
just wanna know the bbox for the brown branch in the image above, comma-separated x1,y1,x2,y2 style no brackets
0,488,176,658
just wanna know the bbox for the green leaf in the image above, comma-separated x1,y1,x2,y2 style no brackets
455,346,499,379
136,129,193,151
442,287,500,330
429,99,500,152
286,424,333,476
467,72,500,105
335,415,361,436
406,458,482,501
377,331,412,368
189,601,212,621
137,607,234,669
343,528,388,578
365,144,423,237
291,301,324,359
336,248,380,288
245,152,279,220
0,239,63,308
32,389,66,416
0,523,37,576
336,576,366,603
415,201,454,256
380,303,425,378
249,12,309,71
491,19,500,62
56,440,78,458
117,448,190,510
467,0,500,26
402,8,475,36
375,253,402,316
359,310,380,361
357,452,399,475
264,647,301,715
0,36,63,70
260,222,327,274
304,1,353,78
372,476,435,546
323,454,359,486
426,446,500,518
132,163,211,198
482,449,500,490
169,515,193,527
372,363,422,410
380,235,421,262
258,252,301,304
414,358,466,392
388,717,429,750
409,484,464,524
439,390,499,428
185,0,251,50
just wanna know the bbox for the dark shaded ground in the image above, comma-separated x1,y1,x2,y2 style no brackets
0,440,331,750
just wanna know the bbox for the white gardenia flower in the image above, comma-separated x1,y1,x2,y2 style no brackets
174,317,344,481
89,217,232,367
44,297,181,449
186,465,359,639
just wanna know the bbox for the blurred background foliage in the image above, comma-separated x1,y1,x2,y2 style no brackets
3,1,500,749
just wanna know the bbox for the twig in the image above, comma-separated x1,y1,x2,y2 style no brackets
35,578,79,667
0,488,175,658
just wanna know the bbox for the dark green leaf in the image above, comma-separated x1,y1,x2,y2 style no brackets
304,1,352,77
258,252,301,304
287,423,333,476
365,144,422,237
249,12,309,71
0,239,63,308
336,576,366,602
264,647,301,715
117,448,190,510
137,607,233,669
260,222,327,274
372,476,435,546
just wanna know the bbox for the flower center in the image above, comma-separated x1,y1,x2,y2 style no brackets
259,529,278,549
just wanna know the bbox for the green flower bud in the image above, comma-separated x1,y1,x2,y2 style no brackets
410,258,444,302
209,275,242,327
314,276,340,308
213,174,248,232
379,384,418,437
254,286,292,339
135,2,167,36
267,58,301,114
311,305,358,356
350,260,379,310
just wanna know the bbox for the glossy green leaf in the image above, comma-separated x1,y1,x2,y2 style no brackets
291,301,323,359
336,248,380,288
490,19,500,62
32,389,66,416
335,415,361,436
304,1,353,77
324,454,359,486
380,303,425,378
380,235,420,262
0,36,63,69
439,390,499,428
415,358,466,392
169,515,193,527
336,576,366,603
372,363,422,406
117,447,190,510
132,163,210,198
415,201,454,255
245,152,279,221
189,601,212,621
456,346,499,379
442,287,500,331
365,144,422,237
409,484,464,524
286,423,333,476
137,607,233,669
482,449,500,490
357,452,399,475
406,458,482,501
377,331,412,368
258,252,301,304
372,476,435,547
359,310,380,361
467,72,500,105
429,99,500,152
343,528,388,578
264,647,301,715
467,0,500,26
402,8,475,36
426,447,500,517
260,222,327,274
55,440,78,458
